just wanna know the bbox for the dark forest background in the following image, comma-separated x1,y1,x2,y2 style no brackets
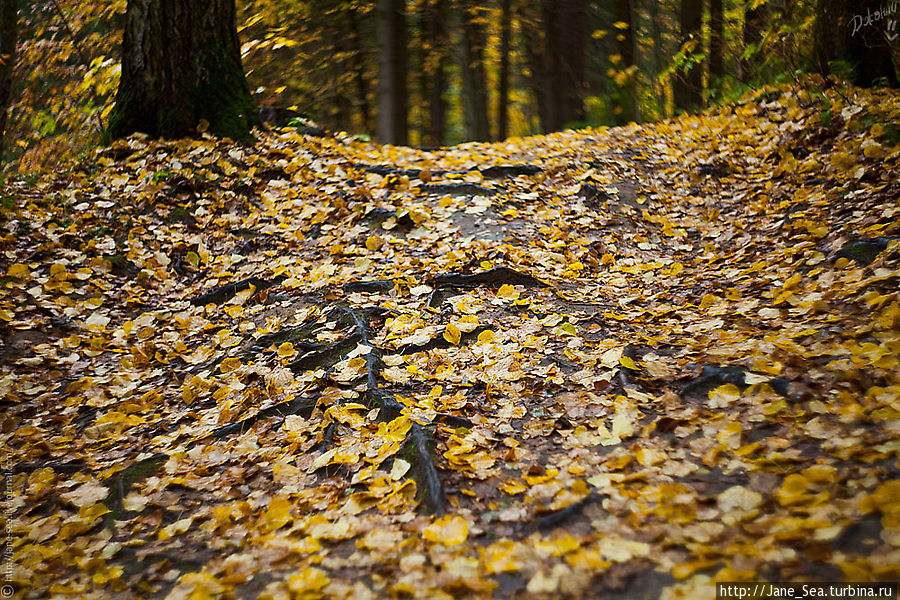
1,0,898,172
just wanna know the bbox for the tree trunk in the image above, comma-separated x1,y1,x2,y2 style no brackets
347,6,372,134
814,0,898,87
329,26,349,132
497,0,511,140
541,0,563,131
613,0,638,124
530,0,587,132
560,0,588,125
420,0,447,146
377,0,408,144
741,0,766,82
674,0,703,111
0,0,16,162
461,1,491,141
845,0,898,87
108,0,256,141
709,0,724,96
647,0,666,117
520,2,550,131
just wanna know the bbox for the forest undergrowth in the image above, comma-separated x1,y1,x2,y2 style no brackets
2,78,900,599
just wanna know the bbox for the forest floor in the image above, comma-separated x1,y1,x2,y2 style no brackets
2,79,900,600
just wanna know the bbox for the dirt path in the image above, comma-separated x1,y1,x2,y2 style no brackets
3,85,900,599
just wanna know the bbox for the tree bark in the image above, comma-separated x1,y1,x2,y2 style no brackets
560,0,588,125
0,0,16,161
541,0,563,130
377,0,408,145
814,0,898,87
347,6,372,134
108,0,257,141
741,0,766,82
845,0,898,87
420,0,447,146
613,0,638,124
526,0,587,132
709,0,724,95
674,0,703,111
647,0,666,117
461,1,491,141
497,0,511,140
520,2,549,131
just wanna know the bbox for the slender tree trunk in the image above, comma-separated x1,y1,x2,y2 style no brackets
377,0,408,144
674,0,703,111
108,0,257,141
461,1,490,141
541,0,563,131
533,0,587,132
417,0,431,143
647,0,666,117
0,0,16,161
613,0,637,124
497,0,511,140
709,0,724,96
560,0,588,125
329,27,348,131
428,0,447,145
420,0,447,145
741,0,766,82
347,7,372,134
520,2,550,131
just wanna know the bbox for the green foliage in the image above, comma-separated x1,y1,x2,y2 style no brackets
8,1,123,172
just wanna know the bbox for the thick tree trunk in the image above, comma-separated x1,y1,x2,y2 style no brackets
674,0,703,111
377,0,408,145
0,0,16,161
461,1,491,141
845,0,898,87
108,0,256,141
709,0,724,95
497,0,511,140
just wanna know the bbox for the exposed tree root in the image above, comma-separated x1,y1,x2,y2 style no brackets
309,303,448,514
419,183,495,196
343,279,396,294
14,460,86,474
402,423,447,516
353,163,542,181
190,274,286,306
479,165,542,179
536,492,605,531
204,396,318,440
100,396,319,526
431,266,546,289
102,453,169,525
395,325,494,355
344,267,545,307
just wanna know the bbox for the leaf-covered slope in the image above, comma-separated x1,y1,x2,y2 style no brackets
2,80,900,599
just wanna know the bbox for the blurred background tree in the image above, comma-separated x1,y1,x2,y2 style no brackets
1,0,897,172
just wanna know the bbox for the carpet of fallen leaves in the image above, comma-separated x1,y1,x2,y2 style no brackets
2,79,900,599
